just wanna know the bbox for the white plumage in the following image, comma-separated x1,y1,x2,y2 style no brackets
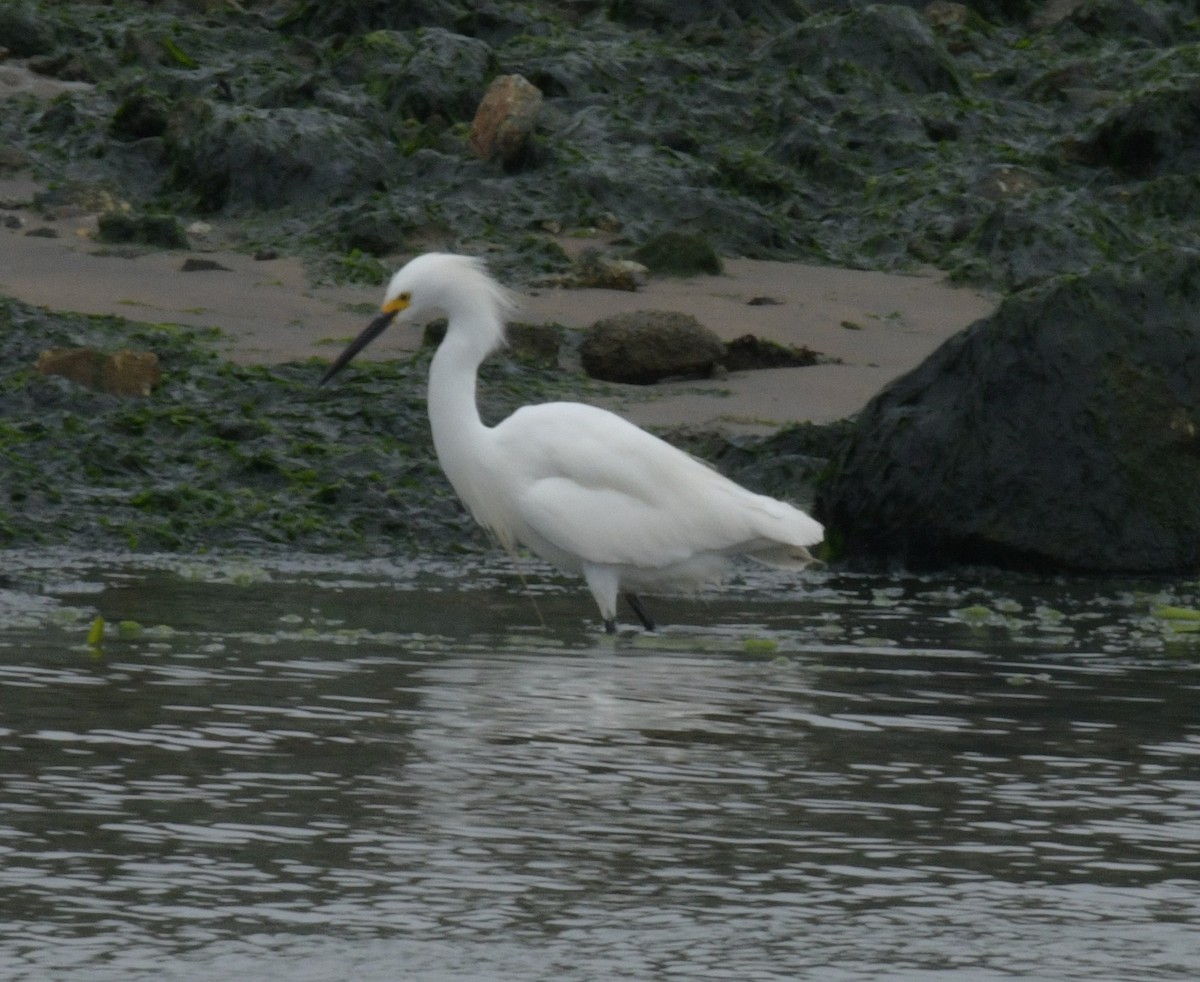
322,252,823,632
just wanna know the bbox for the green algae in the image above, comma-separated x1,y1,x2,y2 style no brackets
2,296,773,556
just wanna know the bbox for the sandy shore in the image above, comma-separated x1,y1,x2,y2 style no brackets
0,175,996,435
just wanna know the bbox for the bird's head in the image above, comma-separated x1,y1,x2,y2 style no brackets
320,252,514,386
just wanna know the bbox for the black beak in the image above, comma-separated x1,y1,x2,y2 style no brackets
319,309,399,386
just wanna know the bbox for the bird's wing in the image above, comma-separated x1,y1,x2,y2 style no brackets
494,403,821,569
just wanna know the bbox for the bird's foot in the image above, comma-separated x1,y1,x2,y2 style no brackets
624,592,656,632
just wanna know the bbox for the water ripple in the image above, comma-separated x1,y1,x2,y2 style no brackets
1,556,1199,980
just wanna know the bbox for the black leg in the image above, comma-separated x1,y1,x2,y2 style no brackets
604,618,617,635
625,592,656,632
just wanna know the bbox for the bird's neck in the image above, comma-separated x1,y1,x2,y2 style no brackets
426,321,497,511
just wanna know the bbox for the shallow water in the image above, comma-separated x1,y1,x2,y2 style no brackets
2,552,1199,981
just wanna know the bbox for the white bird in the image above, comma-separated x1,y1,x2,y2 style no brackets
321,252,823,633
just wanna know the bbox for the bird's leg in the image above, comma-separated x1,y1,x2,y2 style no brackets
624,592,656,632
584,564,622,636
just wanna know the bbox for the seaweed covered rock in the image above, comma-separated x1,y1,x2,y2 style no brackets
333,28,494,122
770,5,961,95
632,231,724,277
581,311,725,384
815,255,1200,572
0,2,58,57
97,209,188,248
280,0,471,38
163,100,386,211
1078,81,1200,180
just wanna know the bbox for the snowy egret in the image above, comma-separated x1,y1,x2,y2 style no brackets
321,253,823,633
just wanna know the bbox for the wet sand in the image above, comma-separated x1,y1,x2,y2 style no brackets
0,174,996,434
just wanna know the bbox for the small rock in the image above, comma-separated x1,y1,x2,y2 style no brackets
0,145,31,172
3,214,22,229
110,89,169,141
26,52,91,83
572,249,647,291
469,74,543,167
632,231,724,277
34,183,125,219
581,310,725,385
1028,0,1086,31
180,257,231,272
972,165,1043,200
507,322,562,367
723,334,821,371
37,347,161,397
923,1,970,29
97,210,188,249
120,31,170,68
25,227,57,238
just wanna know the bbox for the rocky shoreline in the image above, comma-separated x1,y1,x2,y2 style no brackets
2,1,1195,288
2,0,1199,570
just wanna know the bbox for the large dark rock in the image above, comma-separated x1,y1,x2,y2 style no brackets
280,0,469,38
1079,82,1200,180
770,5,961,95
163,100,386,211
0,3,57,57
1067,0,1179,45
333,28,494,122
607,0,803,30
815,256,1200,572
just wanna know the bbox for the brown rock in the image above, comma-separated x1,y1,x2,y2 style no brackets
37,347,161,397
102,349,161,397
468,74,543,166
37,347,100,389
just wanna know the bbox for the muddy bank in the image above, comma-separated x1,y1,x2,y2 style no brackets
0,191,996,431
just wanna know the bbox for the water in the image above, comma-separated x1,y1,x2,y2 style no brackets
2,552,1199,980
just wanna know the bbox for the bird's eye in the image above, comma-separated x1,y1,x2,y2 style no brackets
399,291,412,302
